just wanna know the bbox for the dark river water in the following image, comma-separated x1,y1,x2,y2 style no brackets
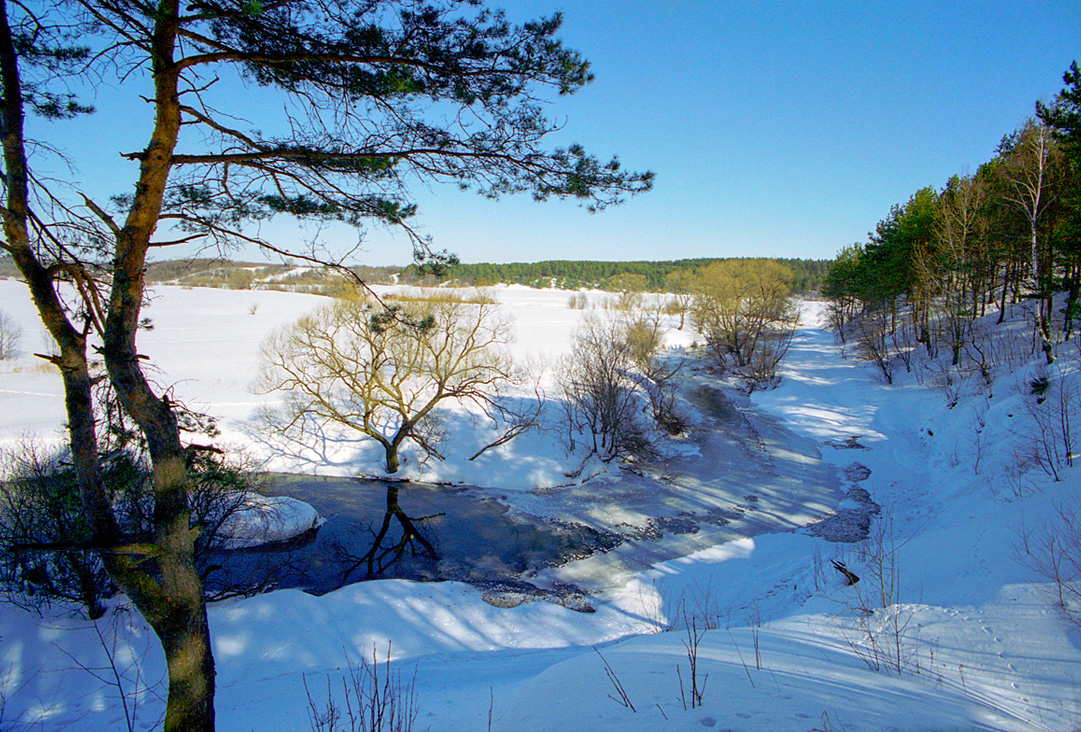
207,474,621,596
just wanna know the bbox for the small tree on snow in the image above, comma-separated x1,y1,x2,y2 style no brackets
259,296,515,473
0,310,21,360
690,259,799,388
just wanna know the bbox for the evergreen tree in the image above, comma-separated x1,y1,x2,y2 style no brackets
0,2,650,729
1039,61,1081,334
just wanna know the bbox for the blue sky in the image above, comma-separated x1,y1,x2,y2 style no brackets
29,0,1081,266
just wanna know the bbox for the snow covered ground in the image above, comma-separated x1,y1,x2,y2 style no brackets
1,278,1080,731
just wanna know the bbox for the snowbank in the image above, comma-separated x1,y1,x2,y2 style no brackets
218,493,324,549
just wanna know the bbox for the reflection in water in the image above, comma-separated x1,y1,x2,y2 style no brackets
337,482,441,582
210,475,621,596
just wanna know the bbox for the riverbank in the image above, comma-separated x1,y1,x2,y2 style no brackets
3,282,1079,730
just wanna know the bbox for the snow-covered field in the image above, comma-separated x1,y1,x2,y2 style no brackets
1,278,1080,731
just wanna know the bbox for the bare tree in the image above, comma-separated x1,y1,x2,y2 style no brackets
920,172,992,366
849,305,899,384
663,269,695,330
997,120,1064,363
561,313,640,460
259,296,516,473
559,311,680,461
0,309,20,359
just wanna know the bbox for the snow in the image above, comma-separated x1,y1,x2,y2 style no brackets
218,493,325,549
1,278,1081,731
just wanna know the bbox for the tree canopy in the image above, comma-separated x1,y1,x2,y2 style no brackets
258,294,515,474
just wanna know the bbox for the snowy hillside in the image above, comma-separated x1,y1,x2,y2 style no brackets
0,279,1079,731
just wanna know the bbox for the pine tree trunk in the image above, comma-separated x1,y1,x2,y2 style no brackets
100,4,218,708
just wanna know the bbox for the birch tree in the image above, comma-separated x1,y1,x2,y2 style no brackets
998,120,1064,362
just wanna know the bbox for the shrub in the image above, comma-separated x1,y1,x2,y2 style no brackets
0,443,117,618
1019,501,1081,630
559,312,682,461
0,310,21,360
0,441,264,617
305,645,418,732
1015,366,1081,481
690,260,799,389
567,292,589,310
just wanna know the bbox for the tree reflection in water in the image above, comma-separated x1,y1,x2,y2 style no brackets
337,482,443,581
210,475,623,596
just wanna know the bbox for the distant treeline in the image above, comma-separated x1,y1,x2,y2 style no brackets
143,258,401,287
1,254,829,295
405,258,830,294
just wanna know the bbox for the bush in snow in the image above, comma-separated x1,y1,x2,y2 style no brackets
1013,363,1081,482
1019,501,1081,631
0,442,117,618
834,510,921,677
559,311,683,462
689,259,799,391
305,645,418,732
0,309,21,360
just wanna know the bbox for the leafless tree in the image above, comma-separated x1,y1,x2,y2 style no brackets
691,259,800,388
0,310,20,359
259,296,516,473
997,120,1064,363
560,311,680,461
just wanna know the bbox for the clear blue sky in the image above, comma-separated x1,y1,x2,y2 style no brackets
29,0,1081,266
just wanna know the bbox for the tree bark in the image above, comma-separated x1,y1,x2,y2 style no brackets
3,3,215,725
96,2,216,727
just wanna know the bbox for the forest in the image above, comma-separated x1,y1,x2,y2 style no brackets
405,257,830,294
823,62,1081,379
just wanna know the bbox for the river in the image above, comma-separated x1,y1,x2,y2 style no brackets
207,474,622,597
